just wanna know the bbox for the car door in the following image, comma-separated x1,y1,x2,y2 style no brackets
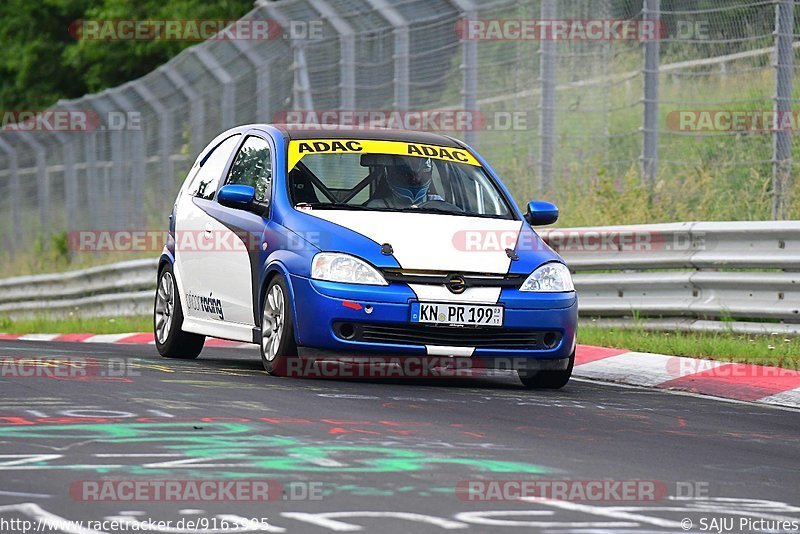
202,134,275,327
174,134,242,324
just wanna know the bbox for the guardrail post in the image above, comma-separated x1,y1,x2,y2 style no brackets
59,133,78,233
309,0,356,110
55,101,89,235
448,0,478,146
161,66,205,159
228,25,280,122
539,0,557,194
82,96,112,234
78,101,102,235
259,3,315,113
291,42,315,111
108,89,146,230
88,94,126,231
191,47,235,130
0,137,22,252
642,0,661,188
16,132,49,245
257,1,314,112
366,0,409,111
131,83,173,208
772,0,794,220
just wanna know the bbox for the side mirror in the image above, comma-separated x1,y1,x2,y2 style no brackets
218,184,255,209
524,200,559,226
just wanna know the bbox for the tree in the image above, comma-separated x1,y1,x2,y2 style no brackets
0,0,254,110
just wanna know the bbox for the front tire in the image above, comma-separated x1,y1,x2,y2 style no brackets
154,264,205,359
518,350,574,389
260,275,298,376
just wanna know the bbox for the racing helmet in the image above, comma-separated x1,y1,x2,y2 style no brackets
385,156,434,204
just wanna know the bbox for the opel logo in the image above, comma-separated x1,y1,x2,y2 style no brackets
447,274,467,294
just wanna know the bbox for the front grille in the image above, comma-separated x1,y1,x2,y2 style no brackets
335,322,561,349
381,269,523,288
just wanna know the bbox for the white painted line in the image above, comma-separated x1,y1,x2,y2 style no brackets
0,489,52,498
571,377,800,413
83,333,140,343
17,333,61,341
574,352,724,387
282,511,468,531
524,498,684,528
453,509,635,529
758,386,800,408
95,453,182,457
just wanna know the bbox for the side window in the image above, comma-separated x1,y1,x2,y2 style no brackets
188,135,241,200
429,161,447,200
226,136,272,204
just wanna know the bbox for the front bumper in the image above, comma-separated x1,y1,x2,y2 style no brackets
289,275,577,368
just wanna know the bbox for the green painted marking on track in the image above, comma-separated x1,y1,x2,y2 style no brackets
0,422,550,475
0,422,254,440
250,445,548,473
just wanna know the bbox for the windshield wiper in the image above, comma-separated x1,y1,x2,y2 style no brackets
412,206,465,215
295,202,509,218
408,206,513,219
295,202,378,211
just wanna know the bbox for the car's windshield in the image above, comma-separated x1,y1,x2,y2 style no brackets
286,140,514,219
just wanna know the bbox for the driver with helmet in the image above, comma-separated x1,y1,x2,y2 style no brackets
367,156,444,208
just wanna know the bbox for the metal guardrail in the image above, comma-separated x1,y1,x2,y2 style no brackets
0,259,157,319
0,222,798,334
539,221,800,335
540,221,800,270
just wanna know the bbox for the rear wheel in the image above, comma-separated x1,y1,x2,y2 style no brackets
518,350,574,389
154,264,205,359
260,275,298,376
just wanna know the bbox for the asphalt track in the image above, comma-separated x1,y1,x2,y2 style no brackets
0,339,798,534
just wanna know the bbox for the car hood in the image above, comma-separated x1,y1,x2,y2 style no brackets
300,210,560,274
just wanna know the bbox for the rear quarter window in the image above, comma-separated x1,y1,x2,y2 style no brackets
187,134,242,200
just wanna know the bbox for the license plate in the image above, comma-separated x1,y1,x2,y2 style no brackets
410,302,504,327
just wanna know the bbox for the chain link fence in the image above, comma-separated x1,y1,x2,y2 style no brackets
0,0,796,266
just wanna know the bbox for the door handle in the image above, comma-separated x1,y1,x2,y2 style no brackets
204,223,213,237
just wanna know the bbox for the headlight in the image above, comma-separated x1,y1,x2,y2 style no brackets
311,253,388,286
520,263,574,292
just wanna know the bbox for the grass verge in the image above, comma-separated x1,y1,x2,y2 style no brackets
578,326,800,369
0,315,152,335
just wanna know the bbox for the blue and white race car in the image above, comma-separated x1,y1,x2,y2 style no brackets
155,125,577,388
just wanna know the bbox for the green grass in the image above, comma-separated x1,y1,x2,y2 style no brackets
0,315,152,335
579,326,800,369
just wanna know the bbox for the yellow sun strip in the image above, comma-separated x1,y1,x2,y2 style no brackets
287,139,481,170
